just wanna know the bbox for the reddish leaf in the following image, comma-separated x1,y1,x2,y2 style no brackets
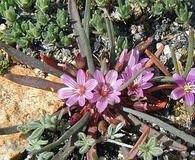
145,49,171,76
125,126,150,160
40,53,64,72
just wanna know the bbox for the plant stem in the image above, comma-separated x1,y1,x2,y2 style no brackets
68,0,95,74
0,126,19,135
184,30,194,77
119,67,145,91
103,8,116,68
84,0,91,39
151,76,174,83
30,112,90,155
122,107,195,145
170,49,180,74
107,139,133,148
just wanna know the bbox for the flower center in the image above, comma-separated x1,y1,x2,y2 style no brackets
184,82,195,93
100,84,110,97
76,85,86,95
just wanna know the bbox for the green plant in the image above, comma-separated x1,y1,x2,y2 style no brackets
116,1,132,20
26,138,48,152
0,0,74,51
107,122,125,139
137,0,148,8
175,4,192,24
0,55,9,75
36,152,54,160
74,132,96,154
17,114,57,140
151,1,164,16
90,11,105,34
139,137,163,160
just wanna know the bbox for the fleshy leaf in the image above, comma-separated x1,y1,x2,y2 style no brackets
149,147,163,156
28,127,45,140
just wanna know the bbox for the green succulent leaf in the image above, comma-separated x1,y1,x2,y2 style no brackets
144,152,153,160
78,132,87,141
74,140,85,147
36,152,54,160
36,0,50,12
28,127,45,140
16,0,34,9
146,137,157,148
26,139,48,152
36,11,49,26
149,147,163,156
152,1,164,15
4,6,17,22
56,9,69,29
137,0,148,8
90,11,105,33
79,144,90,154
117,2,131,20
113,122,125,134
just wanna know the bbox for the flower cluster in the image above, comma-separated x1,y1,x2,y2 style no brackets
57,49,154,113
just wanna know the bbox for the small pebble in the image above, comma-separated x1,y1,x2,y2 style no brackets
191,150,195,156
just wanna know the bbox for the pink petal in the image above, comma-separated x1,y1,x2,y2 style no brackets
77,69,86,85
135,88,144,97
90,92,99,103
112,79,123,90
128,49,139,67
119,49,128,63
171,87,185,100
96,99,108,113
173,73,185,86
57,88,75,99
184,93,194,106
108,94,120,103
186,68,195,83
78,96,85,106
66,95,78,106
141,82,153,89
85,79,98,91
142,72,154,82
61,74,77,88
94,70,105,83
105,70,118,85
140,58,149,65
84,91,93,100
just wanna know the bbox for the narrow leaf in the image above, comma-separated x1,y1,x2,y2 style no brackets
0,42,64,77
145,49,171,76
28,127,45,140
113,121,125,134
83,0,91,39
68,0,95,73
184,30,194,77
125,126,150,160
146,137,157,148
4,74,64,92
149,147,163,156
144,152,153,160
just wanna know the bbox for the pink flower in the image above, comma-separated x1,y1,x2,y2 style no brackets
92,70,123,113
57,69,98,107
121,49,153,98
122,64,154,97
171,68,195,106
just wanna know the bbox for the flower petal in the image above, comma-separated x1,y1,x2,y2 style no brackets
186,68,195,83
135,88,144,97
90,92,101,103
61,74,77,88
96,99,108,113
94,70,105,83
171,87,185,100
85,79,98,91
128,49,139,67
112,79,123,90
57,88,75,99
77,69,86,85
142,72,154,82
184,93,194,106
84,91,93,100
78,96,85,106
108,94,120,103
105,70,118,85
173,73,185,86
66,95,78,106
141,82,153,89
